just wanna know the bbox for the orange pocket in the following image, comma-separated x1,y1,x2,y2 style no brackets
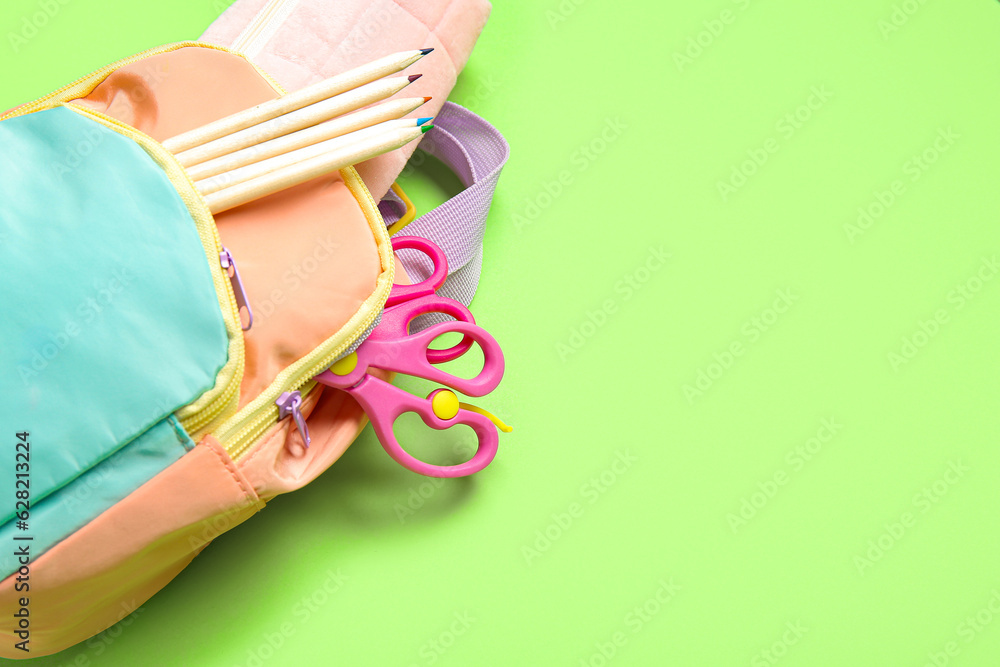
0,440,263,659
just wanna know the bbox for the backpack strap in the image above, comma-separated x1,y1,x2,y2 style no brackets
378,101,510,308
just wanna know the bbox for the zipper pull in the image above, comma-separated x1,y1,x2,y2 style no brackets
276,390,311,448
220,247,253,331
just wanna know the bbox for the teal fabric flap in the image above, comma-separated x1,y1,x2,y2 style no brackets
0,106,229,522
0,416,194,579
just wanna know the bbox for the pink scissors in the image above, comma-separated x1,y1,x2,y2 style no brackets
313,236,507,478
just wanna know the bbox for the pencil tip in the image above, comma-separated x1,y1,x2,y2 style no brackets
416,117,433,126
421,124,434,134
419,47,434,55
408,74,423,83
423,96,432,103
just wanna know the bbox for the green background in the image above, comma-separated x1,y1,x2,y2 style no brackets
4,0,1000,664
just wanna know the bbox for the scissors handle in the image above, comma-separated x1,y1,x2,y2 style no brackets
387,236,449,308
375,294,475,364
348,375,499,477
363,320,504,397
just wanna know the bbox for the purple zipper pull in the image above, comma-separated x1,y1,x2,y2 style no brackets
276,391,311,448
220,247,253,331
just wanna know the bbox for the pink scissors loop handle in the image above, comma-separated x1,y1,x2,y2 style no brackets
387,236,449,308
376,295,474,338
376,295,476,364
362,320,504,397
349,375,499,478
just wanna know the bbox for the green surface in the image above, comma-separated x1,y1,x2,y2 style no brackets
3,1,1000,665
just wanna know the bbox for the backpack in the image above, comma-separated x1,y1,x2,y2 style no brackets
0,1,508,655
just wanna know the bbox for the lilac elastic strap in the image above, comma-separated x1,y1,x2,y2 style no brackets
378,101,510,311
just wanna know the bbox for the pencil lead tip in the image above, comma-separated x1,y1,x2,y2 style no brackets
419,47,434,55
416,117,433,126
423,96,433,103
421,124,434,134
408,74,423,83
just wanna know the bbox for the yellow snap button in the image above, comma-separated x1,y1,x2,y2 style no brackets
331,352,359,376
431,390,460,420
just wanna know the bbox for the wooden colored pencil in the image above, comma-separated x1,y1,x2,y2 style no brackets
203,125,432,214
162,47,432,154
196,118,431,196
184,96,431,181
173,75,421,168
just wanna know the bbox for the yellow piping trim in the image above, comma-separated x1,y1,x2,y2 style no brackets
11,42,395,457
204,98,395,459
62,103,245,439
3,43,234,121
213,165,395,460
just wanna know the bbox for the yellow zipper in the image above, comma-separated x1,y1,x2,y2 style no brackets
190,45,396,461
64,103,247,439
9,41,395,460
213,164,395,461
4,42,202,122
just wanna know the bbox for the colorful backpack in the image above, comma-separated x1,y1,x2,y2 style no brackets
0,1,509,657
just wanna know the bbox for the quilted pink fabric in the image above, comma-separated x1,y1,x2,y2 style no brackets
200,0,491,199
